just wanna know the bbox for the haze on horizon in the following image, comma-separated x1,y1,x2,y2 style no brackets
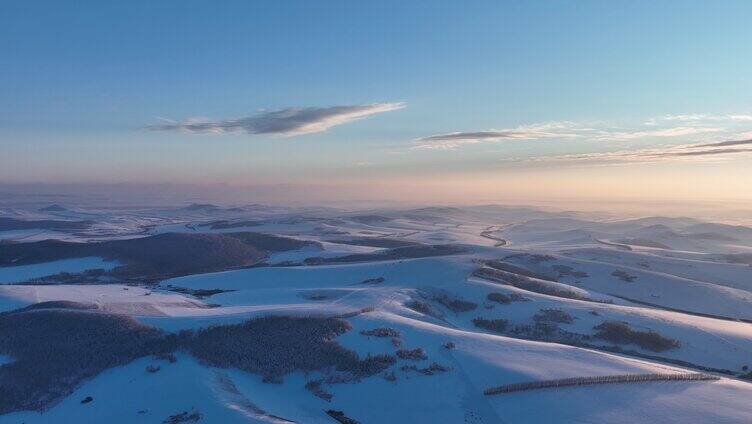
2,1,752,208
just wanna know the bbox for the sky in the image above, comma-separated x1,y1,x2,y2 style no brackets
2,0,752,206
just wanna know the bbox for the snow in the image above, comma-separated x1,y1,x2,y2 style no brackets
0,257,119,284
8,313,746,424
265,241,378,264
0,284,211,315
2,204,752,423
500,250,752,320
0,229,68,242
466,276,752,372
0,355,258,424
165,256,473,293
487,379,752,424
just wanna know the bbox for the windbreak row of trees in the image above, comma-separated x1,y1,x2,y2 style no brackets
484,373,719,395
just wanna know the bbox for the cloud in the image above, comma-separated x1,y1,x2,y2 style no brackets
695,138,752,148
149,102,404,136
420,131,529,142
649,113,752,124
415,117,731,150
415,121,585,149
728,115,752,121
593,126,723,141
657,114,714,122
532,138,752,164
659,147,752,157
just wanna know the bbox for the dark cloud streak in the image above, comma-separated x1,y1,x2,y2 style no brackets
533,137,752,164
695,138,752,148
653,147,752,157
419,131,523,142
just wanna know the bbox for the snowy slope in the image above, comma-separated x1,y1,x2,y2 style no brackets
1,204,752,423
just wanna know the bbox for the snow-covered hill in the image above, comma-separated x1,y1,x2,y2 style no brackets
1,204,751,423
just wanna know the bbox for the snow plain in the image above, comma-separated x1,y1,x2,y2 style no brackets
1,204,752,423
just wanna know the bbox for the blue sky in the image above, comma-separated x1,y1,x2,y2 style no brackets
2,1,752,203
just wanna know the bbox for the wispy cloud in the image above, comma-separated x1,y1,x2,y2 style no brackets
647,113,752,124
415,121,586,149
593,126,723,141
347,161,376,168
415,116,734,149
532,138,752,165
149,103,404,137
695,138,752,148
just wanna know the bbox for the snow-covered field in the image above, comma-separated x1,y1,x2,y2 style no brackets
0,257,118,284
1,203,752,423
